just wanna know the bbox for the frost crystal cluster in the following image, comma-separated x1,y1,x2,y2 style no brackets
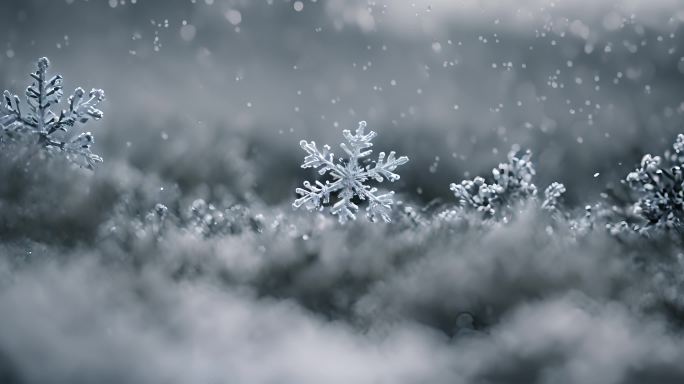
188,199,262,237
541,182,567,211
450,149,563,217
0,57,105,169
624,134,684,230
293,121,409,223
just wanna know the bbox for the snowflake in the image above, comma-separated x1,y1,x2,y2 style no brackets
0,57,105,169
293,121,409,224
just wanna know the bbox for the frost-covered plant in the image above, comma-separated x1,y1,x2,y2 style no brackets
0,57,105,169
100,199,268,253
623,134,684,231
491,149,538,200
450,176,499,216
293,121,409,223
542,182,566,211
450,149,558,218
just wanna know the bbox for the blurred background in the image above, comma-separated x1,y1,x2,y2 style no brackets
5,4,684,383
2,0,684,207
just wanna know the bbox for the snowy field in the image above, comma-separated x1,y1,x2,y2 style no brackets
2,0,684,383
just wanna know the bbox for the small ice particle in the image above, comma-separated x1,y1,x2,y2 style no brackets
225,9,242,25
180,24,197,41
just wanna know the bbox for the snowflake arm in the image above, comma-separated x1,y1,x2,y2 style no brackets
52,87,105,134
299,140,335,171
365,151,410,182
363,187,396,223
62,132,103,170
293,140,346,210
2,90,40,135
293,179,344,210
331,188,359,224
340,121,375,160
25,58,64,134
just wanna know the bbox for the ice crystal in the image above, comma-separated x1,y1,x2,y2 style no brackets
293,121,409,223
450,149,540,217
623,134,684,230
0,57,105,169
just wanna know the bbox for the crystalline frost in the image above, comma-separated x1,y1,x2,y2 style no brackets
541,182,566,211
624,134,684,230
0,57,105,169
293,121,409,223
450,149,546,216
